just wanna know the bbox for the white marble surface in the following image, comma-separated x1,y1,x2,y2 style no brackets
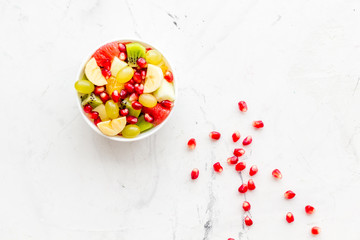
1,0,360,239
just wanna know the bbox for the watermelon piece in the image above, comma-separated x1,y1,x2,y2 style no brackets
92,41,121,71
142,104,171,126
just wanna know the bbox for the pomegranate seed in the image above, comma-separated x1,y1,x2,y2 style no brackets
235,162,246,172
137,57,147,68
238,184,248,193
140,70,146,80
164,70,174,82
134,83,144,95
111,90,121,103
133,71,142,83
233,148,245,157
244,216,253,226
311,226,320,235
145,47,152,51
286,212,294,223
119,52,127,61
228,239,235,240
209,131,221,140
232,131,240,142
120,89,128,99
227,156,239,165
213,162,223,173
89,111,99,119
120,108,129,116
144,113,154,123
131,101,143,110
99,92,110,103
101,68,111,79
238,101,248,112
83,104,92,113
272,169,282,179
94,86,105,95
191,168,199,180
284,190,296,199
242,136,252,146
129,93,138,102
124,82,135,93
305,205,315,214
94,117,101,126
249,165,258,176
119,43,126,52
126,115,138,124
248,179,256,190
128,79,135,85
187,138,196,150
242,201,251,211
160,100,173,109
253,120,264,128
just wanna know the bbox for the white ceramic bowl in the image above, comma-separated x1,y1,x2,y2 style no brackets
75,39,177,142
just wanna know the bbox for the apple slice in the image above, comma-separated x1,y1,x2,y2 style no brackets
143,64,163,93
110,57,128,77
153,80,175,101
92,104,109,121
85,57,107,86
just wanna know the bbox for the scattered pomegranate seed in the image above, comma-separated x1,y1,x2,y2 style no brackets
238,183,248,193
305,205,315,214
253,120,264,128
119,52,127,61
101,68,112,79
284,190,296,199
232,131,240,142
83,104,92,113
119,43,126,52
187,138,196,150
94,86,105,95
272,169,282,179
134,84,144,95
249,165,258,176
160,100,173,109
129,93,138,102
244,216,253,226
243,136,252,146
213,162,223,173
137,57,147,68
126,115,138,124
164,70,174,82
133,71,142,83
209,131,221,140
248,179,256,190
111,90,121,103
144,113,154,123
311,226,320,235
242,201,251,211
238,101,248,112
124,82,135,93
89,111,99,119
228,239,235,240
286,212,294,223
227,156,239,165
99,92,110,103
120,89,128,99
94,117,101,126
140,70,146,80
132,101,143,110
191,168,199,180
119,108,129,116
235,162,246,172
233,148,245,157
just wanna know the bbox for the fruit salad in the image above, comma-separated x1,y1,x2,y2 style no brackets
74,41,175,138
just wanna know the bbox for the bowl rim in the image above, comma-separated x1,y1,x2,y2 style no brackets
75,39,177,142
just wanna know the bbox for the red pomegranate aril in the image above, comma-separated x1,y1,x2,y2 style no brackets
89,111,99,119
272,169,282,179
244,216,253,226
191,168,199,180
311,226,320,235
232,131,240,142
249,165,258,176
128,79,135,85
228,239,235,240
243,136,252,146
119,52,127,61
305,205,315,214
100,92,110,103
94,86,105,95
141,70,146,79
137,57,147,68
83,104,92,113
129,93,138,102
209,131,221,140
132,101,143,110
133,71,142,83
248,179,256,190
126,115,138,124
124,83,135,93
235,162,246,172
119,108,129,116
213,162,223,173
227,156,239,165
238,101,248,112
286,212,294,223
160,100,173,109
120,89,128,99
145,47,152,51
119,43,126,52
101,68,112,79
233,148,245,157
253,120,264,128
134,83,144,95
187,138,196,150
164,70,174,82
111,90,121,103
284,190,296,199
242,201,251,211
238,184,248,193
94,117,101,126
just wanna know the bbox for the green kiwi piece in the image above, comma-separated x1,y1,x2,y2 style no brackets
121,98,141,117
81,93,102,108
126,42,146,67
136,115,154,132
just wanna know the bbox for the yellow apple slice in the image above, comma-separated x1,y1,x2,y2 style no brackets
143,64,163,93
153,80,175,101
110,57,128,77
97,120,118,136
92,104,109,121
110,117,126,133
85,57,107,86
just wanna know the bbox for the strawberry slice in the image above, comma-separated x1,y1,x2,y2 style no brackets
142,104,171,126
92,41,121,71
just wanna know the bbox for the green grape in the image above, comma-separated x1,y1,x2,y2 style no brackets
105,100,119,119
138,93,157,108
116,66,134,83
145,50,162,65
75,79,94,94
122,124,140,138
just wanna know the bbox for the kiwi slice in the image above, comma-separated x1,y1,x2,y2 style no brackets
81,93,102,108
136,115,154,132
121,98,141,117
126,42,146,67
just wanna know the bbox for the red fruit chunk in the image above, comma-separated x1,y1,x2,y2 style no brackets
191,168,199,180
94,117,101,126
242,201,251,211
164,70,174,82
233,148,245,157
272,169,282,179
243,136,252,146
83,104,92,113
238,184,248,193
227,156,238,165
305,205,315,214
119,108,129,116
209,131,221,140
92,41,121,70
101,68,112,79
253,120,264,128
187,138,196,150
248,179,256,190
311,226,320,235
160,100,173,109
144,113,154,123
132,101,143,110
213,162,223,173
137,57,147,68
249,165,258,176
238,101,248,112
126,115,138,124
232,131,240,142
142,103,171,125
89,111,99,119
99,92,110,103
286,212,294,223
111,90,120,103
94,86,105,95
244,216,253,226
284,190,296,199
235,162,246,172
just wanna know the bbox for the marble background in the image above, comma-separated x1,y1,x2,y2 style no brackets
1,0,360,239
